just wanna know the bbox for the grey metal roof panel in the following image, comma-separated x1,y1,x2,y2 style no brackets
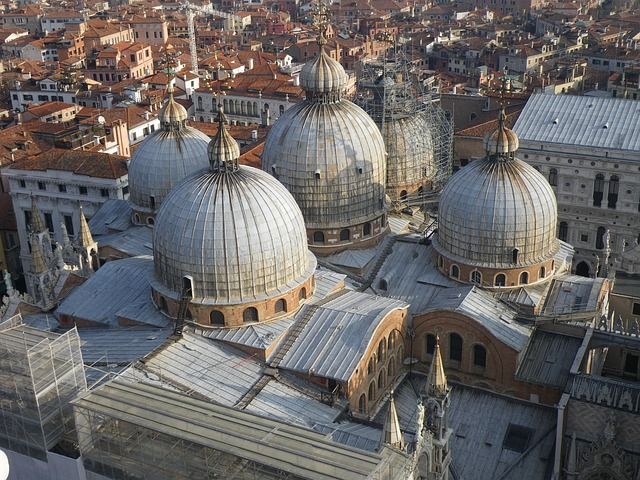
425,287,530,351
515,330,582,388
78,327,171,365
312,423,381,452
513,93,640,152
89,199,133,236
542,274,605,316
279,291,408,382
245,378,341,427
140,332,264,406
56,256,168,328
97,226,153,257
447,384,556,480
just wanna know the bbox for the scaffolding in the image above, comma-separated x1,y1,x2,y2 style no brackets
356,47,453,211
0,314,86,461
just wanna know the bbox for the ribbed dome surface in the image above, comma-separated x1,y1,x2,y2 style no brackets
300,49,348,96
436,157,558,268
485,126,519,154
262,100,387,229
160,96,188,126
152,166,316,304
383,113,435,193
128,127,211,212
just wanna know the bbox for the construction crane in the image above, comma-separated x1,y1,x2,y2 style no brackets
181,1,235,76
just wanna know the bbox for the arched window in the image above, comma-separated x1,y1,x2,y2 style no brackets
212,99,217,111
279,104,284,116
450,265,459,279
593,173,604,207
378,370,385,390
210,310,224,326
339,229,350,241
425,334,436,355
519,271,528,285
576,261,590,277
596,226,606,250
449,333,463,362
197,96,202,110
387,361,394,381
368,381,376,402
379,279,388,291
548,168,557,186
387,332,394,350
608,175,619,209
240,100,246,115
539,266,546,279
378,340,386,362
512,248,519,264
363,222,372,236
470,270,482,285
368,358,374,375
243,307,258,323
358,394,366,414
495,273,506,287
159,296,167,313
438,256,443,268
473,345,487,368
313,231,325,244
274,298,287,313
299,287,307,300
134,213,140,224
559,221,568,242
397,346,404,369
400,190,408,202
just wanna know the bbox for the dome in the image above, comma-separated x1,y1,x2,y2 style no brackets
435,113,558,270
128,86,210,220
152,111,316,313
299,49,348,97
484,111,519,154
262,46,387,250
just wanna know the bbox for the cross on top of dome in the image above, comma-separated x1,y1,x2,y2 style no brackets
484,75,520,159
159,53,188,132
311,2,331,46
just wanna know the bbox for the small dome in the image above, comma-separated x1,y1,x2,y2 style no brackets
436,149,558,269
207,109,240,171
484,109,519,154
159,85,188,129
299,49,349,98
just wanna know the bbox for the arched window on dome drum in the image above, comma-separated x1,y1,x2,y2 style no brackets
358,394,366,414
274,298,287,314
243,307,258,323
512,248,519,264
593,174,605,207
438,256,443,268
608,175,619,209
519,271,528,285
158,296,167,313
379,279,388,291
495,274,506,287
378,340,386,363
363,222,372,237
147,217,154,226
470,270,481,285
378,370,385,390
387,361,394,382
596,227,606,250
299,287,307,300
449,333,463,362
368,358,374,375
210,310,224,326
134,213,140,224
387,332,394,350
539,266,546,279
548,168,557,186
450,265,459,279
313,231,325,244
340,229,350,241
149,196,156,210
400,190,408,202
425,334,436,356
559,222,568,242
473,345,487,368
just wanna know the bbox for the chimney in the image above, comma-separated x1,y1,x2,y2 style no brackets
293,75,300,86
144,111,150,121
247,57,254,70
251,129,258,140
16,112,22,125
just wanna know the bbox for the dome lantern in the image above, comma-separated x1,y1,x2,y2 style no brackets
484,108,519,158
159,82,188,132
208,107,240,173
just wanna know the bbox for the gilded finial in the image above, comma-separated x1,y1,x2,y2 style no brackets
311,2,330,46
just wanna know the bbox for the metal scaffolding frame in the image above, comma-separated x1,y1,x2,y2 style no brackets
356,47,453,210
0,315,86,460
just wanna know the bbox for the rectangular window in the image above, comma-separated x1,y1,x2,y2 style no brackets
633,303,640,316
581,234,588,242
24,210,32,231
64,214,74,236
624,353,639,375
23,94,33,100
44,212,54,233
100,188,109,198
19,179,26,188
122,185,129,196
143,127,149,136
79,186,88,195
37,181,46,190
58,184,67,193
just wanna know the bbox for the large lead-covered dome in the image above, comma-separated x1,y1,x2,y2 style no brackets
151,111,316,327
434,110,558,285
262,47,387,253
128,85,210,224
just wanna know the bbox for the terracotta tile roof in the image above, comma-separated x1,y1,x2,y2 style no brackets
8,148,128,179
239,141,264,169
455,107,524,137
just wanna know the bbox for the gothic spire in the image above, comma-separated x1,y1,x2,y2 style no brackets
381,391,404,450
30,237,48,274
30,196,46,234
427,336,448,398
78,205,94,248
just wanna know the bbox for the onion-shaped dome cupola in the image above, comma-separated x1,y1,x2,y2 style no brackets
434,109,559,289
128,82,210,225
261,28,388,255
152,108,316,328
